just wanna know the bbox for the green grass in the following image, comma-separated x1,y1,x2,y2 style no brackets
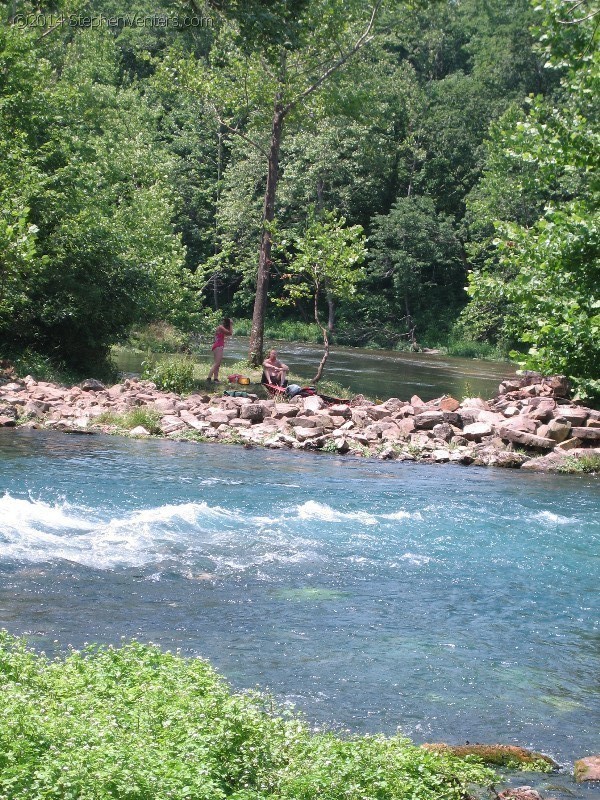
95,408,162,434
556,454,600,474
0,632,496,800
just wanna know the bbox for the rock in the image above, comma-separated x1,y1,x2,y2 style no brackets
294,426,324,442
571,426,600,441
273,403,299,418
159,415,186,434
80,379,106,392
498,788,544,800
574,755,600,782
288,416,319,428
240,403,265,423
303,395,325,413
521,453,567,472
130,426,151,436
328,403,351,417
462,397,489,410
413,411,444,430
432,423,454,442
367,405,393,421
554,436,583,452
227,418,251,428
500,428,555,450
545,418,571,443
439,396,460,412
431,449,451,462
179,410,210,431
208,412,232,428
421,743,557,769
0,404,18,419
335,437,350,454
557,407,589,426
487,451,528,469
501,416,538,434
0,415,16,427
378,445,397,460
463,422,494,441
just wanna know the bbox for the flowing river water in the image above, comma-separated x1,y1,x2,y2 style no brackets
1,430,599,798
114,338,514,401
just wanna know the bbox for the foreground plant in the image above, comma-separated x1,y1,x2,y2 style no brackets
0,633,495,800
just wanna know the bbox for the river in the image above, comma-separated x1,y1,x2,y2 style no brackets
114,338,514,401
1,430,599,798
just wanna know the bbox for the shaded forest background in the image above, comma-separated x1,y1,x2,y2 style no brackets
1,0,598,397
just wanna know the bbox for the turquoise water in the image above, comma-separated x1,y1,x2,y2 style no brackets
1,431,599,789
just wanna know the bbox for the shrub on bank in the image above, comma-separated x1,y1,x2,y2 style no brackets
0,633,495,800
141,356,195,394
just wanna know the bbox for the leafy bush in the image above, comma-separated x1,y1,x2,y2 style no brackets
0,633,496,800
95,408,162,434
141,356,195,394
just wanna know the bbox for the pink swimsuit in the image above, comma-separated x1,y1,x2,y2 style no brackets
212,330,225,350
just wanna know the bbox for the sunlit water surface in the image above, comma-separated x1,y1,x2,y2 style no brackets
1,431,599,796
115,337,513,401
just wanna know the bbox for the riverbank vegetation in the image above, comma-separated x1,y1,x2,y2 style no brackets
0,632,496,800
0,0,597,394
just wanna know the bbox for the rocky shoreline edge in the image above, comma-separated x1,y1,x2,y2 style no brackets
1,370,599,473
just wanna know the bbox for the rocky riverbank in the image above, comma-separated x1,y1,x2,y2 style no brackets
1,370,599,472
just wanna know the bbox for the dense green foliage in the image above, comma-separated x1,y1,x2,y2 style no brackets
1,0,597,389
0,633,495,800
463,0,599,398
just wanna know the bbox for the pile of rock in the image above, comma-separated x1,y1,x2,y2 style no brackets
1,371,599,472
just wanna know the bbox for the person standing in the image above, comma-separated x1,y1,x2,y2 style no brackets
207,317,233,382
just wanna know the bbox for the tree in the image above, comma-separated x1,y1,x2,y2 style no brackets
275,210,366,382
466,0,600,399
367,196,464,346
173,0,382,363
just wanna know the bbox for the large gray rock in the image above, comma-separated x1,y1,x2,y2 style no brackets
81,379,106,392
413,411,444,430
240,403,265,422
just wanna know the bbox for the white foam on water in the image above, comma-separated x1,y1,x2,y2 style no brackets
0,494,326,573
296,500,423,526
531,510,577,526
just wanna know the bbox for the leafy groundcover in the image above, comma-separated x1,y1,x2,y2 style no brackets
0,633,495,800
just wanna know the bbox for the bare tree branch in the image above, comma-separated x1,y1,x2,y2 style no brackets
283,0,383,116
211,107,269,159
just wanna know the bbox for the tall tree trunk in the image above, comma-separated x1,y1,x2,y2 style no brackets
248,61,286,366
312,289,329,384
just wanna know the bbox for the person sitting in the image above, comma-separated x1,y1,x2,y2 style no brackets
262,349,289,386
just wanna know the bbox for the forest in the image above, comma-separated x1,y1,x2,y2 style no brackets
0,0,598,398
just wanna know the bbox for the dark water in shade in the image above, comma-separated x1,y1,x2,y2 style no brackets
1,431,599,798
115,338,514,401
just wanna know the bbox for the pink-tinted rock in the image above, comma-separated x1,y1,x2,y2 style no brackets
501,416,538,434
462,422,494,441
571,426,600,441
160,415,186,434
499,427,554,449
439,397,460,412
575,755,600,782
0,415,16,427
